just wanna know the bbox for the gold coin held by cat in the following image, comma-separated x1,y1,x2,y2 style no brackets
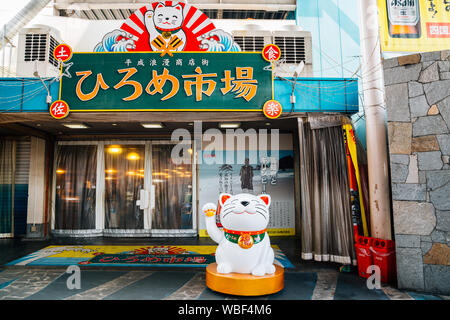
238,234,253,249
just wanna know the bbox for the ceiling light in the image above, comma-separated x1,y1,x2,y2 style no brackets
219,122,241,129
107,146,123,154
127,152,140,161
62,123,89,129
141,123,164,129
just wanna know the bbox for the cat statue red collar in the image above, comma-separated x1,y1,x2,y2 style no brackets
202,193,276,276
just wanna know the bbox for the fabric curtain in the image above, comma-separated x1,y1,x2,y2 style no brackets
298,118,356,265
104,145,144,230
55,145,97,230
152,144,193,229
0,139,14,234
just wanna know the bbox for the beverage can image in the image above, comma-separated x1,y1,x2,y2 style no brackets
386,0,421,38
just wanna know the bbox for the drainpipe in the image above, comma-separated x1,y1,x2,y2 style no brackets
0,0,51,50
357,0,392,240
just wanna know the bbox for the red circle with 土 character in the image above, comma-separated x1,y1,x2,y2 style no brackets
50,100,70,119
262,44,281,62
263,100,282,119
53,44,73,62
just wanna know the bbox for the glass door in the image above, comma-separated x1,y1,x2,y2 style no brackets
53,140,196,237
104,144,146,233
150,142,196,236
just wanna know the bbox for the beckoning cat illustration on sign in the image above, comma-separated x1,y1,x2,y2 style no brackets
144,2,187,52
202,193,276,276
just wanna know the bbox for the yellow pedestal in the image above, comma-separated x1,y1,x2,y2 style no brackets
205,263,284,296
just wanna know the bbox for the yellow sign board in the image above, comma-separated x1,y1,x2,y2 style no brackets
378,0,450,52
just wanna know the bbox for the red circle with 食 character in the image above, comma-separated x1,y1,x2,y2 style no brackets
262,44,281,62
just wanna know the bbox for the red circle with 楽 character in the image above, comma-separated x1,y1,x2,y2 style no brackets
53,44,73,62
50,100,70,119
262,44,281,62
263,100,282,119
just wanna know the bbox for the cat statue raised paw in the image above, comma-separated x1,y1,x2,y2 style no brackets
144,2,187,52
202,193,276,276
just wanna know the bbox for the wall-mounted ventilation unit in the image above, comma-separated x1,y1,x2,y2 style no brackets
232,28,272,53
232,28,313,78
16,25,63,78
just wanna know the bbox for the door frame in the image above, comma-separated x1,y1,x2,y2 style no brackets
148,140,197,237
0,139,16,238
51,139,197,237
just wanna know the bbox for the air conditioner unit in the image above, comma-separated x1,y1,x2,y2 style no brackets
16,25,63,78
232,26,313,78
272,29,312,77
232,27,272,52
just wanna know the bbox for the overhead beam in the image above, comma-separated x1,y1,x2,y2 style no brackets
55,3,296,12
0,123,50,139
0,111,309,124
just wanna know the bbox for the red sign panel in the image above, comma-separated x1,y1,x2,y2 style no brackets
427,22,450,38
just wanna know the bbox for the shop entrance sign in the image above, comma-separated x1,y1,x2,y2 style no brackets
59,52,273,111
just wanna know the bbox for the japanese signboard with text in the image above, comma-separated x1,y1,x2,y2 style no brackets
59,52,273,111
378,0,450,52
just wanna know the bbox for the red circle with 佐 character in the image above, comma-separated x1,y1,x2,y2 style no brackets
50,100,70,119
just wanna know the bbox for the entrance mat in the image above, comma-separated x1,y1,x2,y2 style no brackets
5,245,295,268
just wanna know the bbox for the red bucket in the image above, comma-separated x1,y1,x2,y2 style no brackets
370,238,396,284
355,236,373,278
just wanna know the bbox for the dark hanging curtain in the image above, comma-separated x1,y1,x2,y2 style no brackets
152,144,193,230
0,139,14,234
55,145,97,230
298,118,356,265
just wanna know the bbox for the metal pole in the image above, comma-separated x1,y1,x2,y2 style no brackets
357,0,392,240
8,43,13,76
2,25,5,77
0,0,51,51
